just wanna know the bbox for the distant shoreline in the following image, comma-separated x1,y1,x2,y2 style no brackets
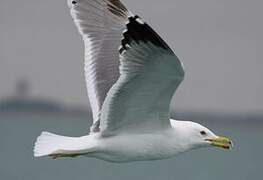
1,110,262,128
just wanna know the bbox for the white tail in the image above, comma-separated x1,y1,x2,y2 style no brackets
34,132,78,157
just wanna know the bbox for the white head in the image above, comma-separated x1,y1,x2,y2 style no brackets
170,120,233,151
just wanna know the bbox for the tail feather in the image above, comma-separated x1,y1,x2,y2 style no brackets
34,131,76,157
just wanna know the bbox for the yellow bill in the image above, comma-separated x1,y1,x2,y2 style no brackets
206,136,233,150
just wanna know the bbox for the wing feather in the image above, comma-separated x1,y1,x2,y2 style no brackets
100,16,185,135
68,0,130,132
68,1,184,135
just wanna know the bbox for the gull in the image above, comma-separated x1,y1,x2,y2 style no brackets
34,0,232,163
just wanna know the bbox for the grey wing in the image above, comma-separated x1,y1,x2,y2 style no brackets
68,0,130,132
100,16,185,135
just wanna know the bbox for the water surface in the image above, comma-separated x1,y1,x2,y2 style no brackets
0,113,262,180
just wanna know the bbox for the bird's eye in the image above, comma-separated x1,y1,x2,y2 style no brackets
200,131,207,136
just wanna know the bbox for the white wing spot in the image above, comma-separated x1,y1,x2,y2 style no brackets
136,18,144,25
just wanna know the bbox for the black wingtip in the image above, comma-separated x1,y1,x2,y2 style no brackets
119,15,174,54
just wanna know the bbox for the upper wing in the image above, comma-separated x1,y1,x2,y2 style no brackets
68,0,130,132
100,16,185,135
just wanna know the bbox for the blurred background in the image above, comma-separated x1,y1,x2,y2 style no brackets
0,0,262,180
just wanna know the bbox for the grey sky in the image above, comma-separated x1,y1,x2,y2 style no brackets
1,0,263,113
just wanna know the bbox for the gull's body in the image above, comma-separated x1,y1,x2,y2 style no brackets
34,0,232,163
48,126,180,163
35,121,209,162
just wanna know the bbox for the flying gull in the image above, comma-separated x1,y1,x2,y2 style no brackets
34,0,232,163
